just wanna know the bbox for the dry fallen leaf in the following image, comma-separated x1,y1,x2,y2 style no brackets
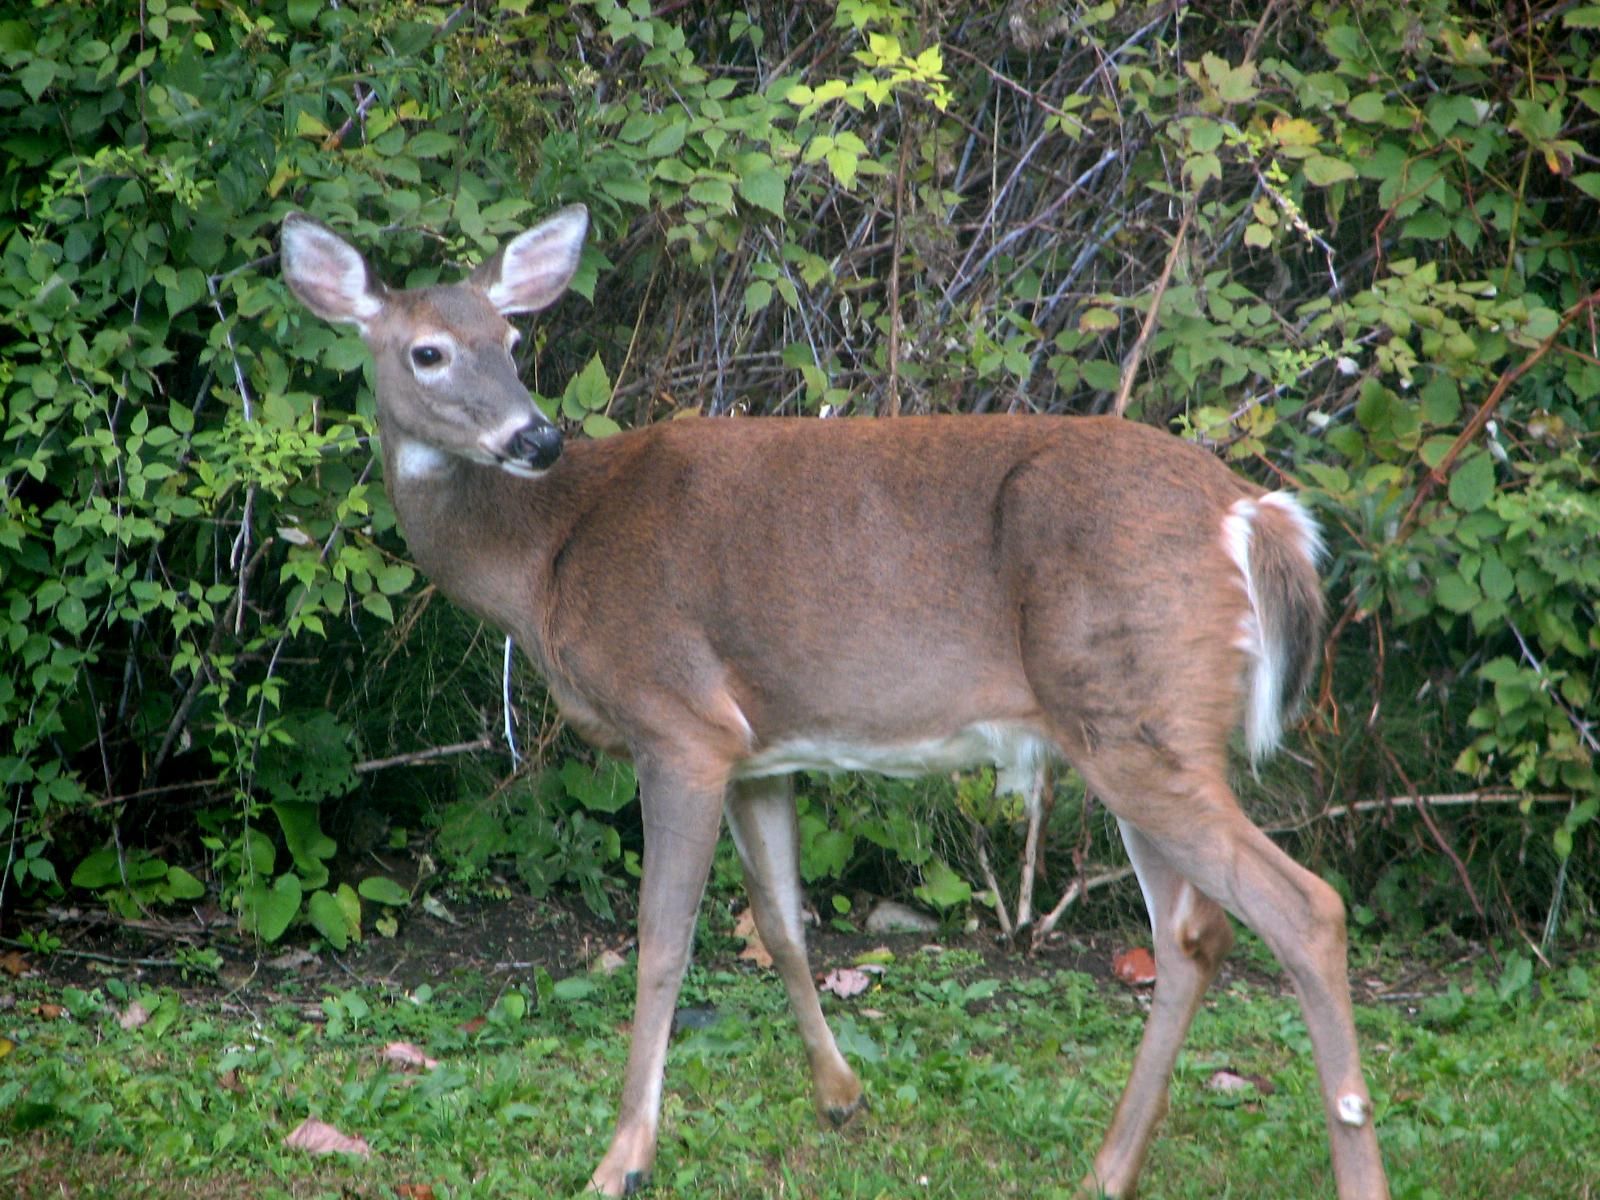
1112,947,1157,988
37,1003,68,1021
733,908,774,969
396,1185,437,1200
1206,1069,1254,1093
1206,1068,1275,1096
284,1117,371,1159
819,967,872,998
265,948,317,971
119,1001,151,1031
380,1041,440,1071
1,950,30,978
590,948,628,975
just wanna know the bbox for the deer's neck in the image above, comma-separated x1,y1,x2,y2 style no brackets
379,434,576,655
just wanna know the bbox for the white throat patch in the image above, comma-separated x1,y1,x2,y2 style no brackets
393,440,452,480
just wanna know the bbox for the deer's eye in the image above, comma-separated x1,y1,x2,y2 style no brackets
411,345,445,368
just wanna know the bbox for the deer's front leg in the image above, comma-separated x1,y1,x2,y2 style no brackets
589,757,727,1197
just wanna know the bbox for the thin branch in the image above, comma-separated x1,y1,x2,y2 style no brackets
353,737,497,775
1113,208,1190,417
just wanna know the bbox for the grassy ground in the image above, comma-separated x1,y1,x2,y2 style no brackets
3,925,1596,1200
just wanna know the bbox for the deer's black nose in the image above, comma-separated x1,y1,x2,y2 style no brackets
507,422,563,470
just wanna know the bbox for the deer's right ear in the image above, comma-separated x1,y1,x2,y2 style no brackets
280,213,385,330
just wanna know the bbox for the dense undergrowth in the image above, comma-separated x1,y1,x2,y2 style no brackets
0,2,1596,955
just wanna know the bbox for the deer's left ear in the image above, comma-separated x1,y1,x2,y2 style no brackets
475,204,590,316
280,213,387,330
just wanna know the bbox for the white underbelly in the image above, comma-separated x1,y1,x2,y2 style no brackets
734,721,1052,798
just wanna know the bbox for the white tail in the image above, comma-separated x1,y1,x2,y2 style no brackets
280,208,1390,1200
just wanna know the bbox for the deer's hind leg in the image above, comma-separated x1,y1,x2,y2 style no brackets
726,774,864,1126
1077,819,1233,1198
1079,746,1387,1200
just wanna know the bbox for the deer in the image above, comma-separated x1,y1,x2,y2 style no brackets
279,204,1390,1199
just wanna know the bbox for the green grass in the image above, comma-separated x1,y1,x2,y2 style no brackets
2,940,1596,1199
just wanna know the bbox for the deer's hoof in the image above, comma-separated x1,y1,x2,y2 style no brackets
825,1093,870,1129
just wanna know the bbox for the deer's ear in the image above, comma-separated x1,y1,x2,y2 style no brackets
475,204,589,316
281,213,386,329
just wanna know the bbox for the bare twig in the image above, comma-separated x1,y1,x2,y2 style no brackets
1113,208,1190,417
353,737,497,775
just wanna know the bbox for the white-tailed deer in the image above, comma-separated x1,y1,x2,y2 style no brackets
280,206,1390,1199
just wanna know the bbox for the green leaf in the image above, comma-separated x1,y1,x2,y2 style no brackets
407,131,456,158
307,888,357,951
376,562,415,595
274,801,336,888
551,976,597,1001
244,874,303,943
743,279,773,317
800,826,853,883
361,591,395,623
71,847,122,890
1420,373,1461,425
18,59,56,102
558,757,637,814
244,828,276,876
617,111,656,143
1079,359,1122,391
1347,92,1389,122
1185,151,1221,188
164,866,206,901
358,876,411,906
737,167,786,216
1562,6,1600,27
599,175,650,207
1479,553,1514,602
569,354,612,413
1572,173,1600,201
1303,154,1358,186
1433,572,1480,614
913,858,971,910
1447,452,1495,512
688,178,734,209
645,121,685,157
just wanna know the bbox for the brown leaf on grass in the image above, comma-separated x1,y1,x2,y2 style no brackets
1,950,30,977
590,948,628,975
732,907,773,969
37,1003,68,1020
819,967,872,998
1206,1068,1276,1096
118,1001,151,1031
380,1041,440,1071
396,1185,437,1200
1112,947,1157,988
284,1117,371,1159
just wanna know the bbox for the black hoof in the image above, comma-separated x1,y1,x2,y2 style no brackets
622,1170,651,1196
825,1094,869,1128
